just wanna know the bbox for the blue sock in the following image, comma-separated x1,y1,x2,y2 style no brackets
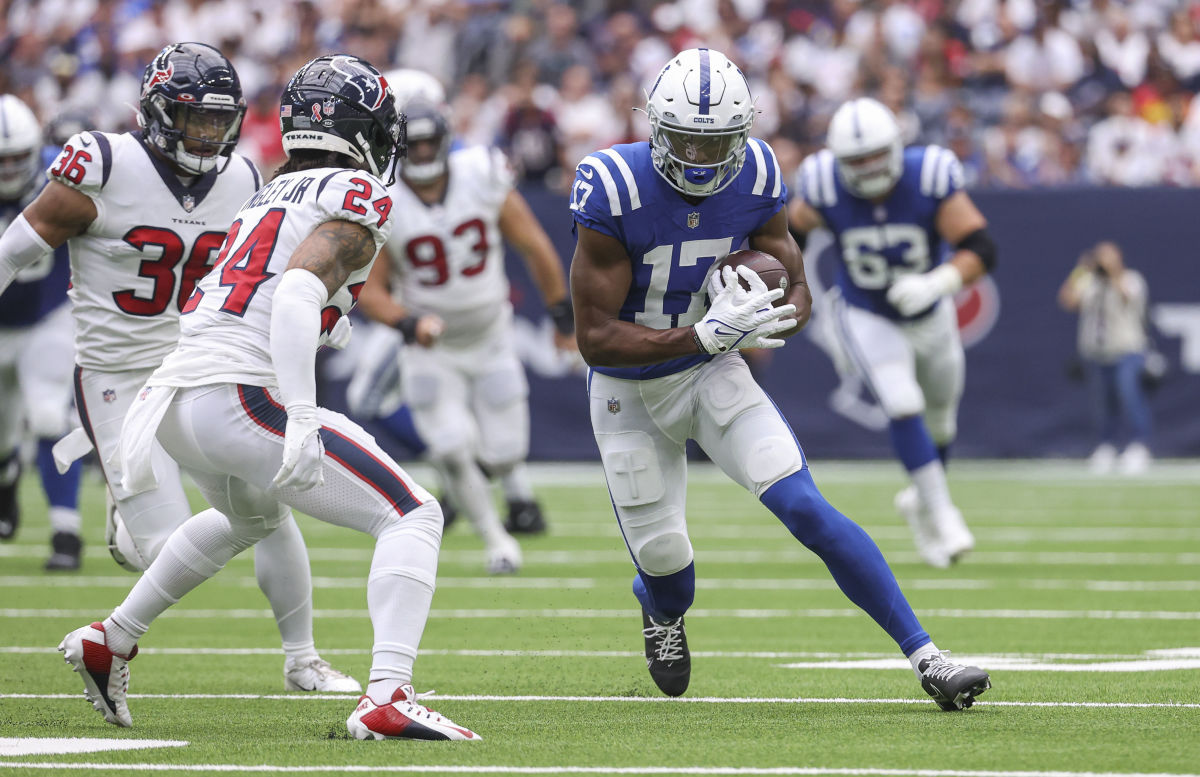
37,438,81,510
632,562,695,621
761,469,930,656
379,405,426,457
889,416,938,472
937,444,951,469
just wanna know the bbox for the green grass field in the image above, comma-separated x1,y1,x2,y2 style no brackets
2,460,1199,776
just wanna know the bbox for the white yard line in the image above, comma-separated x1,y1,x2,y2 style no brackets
3,692,1199,709
4,607,1199,620
1,765,1199,776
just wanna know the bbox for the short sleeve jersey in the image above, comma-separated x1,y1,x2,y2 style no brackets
386,145,515,347
796,145,963,321
151,167,394,388
47,131,261,371
570,139,786,379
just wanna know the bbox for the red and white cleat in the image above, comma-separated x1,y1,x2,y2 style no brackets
58,622,138,727
346,685,480,741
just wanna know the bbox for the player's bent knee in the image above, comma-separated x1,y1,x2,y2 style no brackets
599,432,664,507
633,531,693,576
744,435,805,495
26,402,70,439
880,384,925,420
923,407,957,446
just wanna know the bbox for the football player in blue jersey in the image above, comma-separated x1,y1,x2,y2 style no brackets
0,94,84,569
788,97,997,569
569,49,990,710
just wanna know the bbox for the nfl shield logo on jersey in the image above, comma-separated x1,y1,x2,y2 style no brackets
687,212,700,229
102,389,116,403
181,194,196,212
607,397,621,414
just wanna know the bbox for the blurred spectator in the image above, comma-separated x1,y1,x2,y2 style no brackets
1086,92,1171,186
555,64,619,170
1157,10,1200,90
1057,242,1154,475
498,61,562,189
1,0,1197,188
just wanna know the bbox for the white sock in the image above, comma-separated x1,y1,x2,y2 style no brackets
108,508,267,651
911,460,954,514
500,463,535,502
253,514,317,659
439,451,507,545
365,503,442,703
908,641,942,679
49,506,82,534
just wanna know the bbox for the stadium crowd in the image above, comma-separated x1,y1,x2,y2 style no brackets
2,0,1199,189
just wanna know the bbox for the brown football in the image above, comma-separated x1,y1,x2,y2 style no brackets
717,249,790,306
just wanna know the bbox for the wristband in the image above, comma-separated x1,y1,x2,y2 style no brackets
394,316,420,344
692,326,708,354
547,299,575,336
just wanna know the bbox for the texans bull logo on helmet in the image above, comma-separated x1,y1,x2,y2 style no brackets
142,60,174,97
329,55,390,111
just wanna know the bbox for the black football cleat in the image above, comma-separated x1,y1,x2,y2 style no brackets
45,532,83,571
0,454,19,540
504,499,546,534
918,653,991,710
641,609,690,696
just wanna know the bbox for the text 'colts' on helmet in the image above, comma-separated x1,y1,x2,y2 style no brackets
0,94,42,200
646,47,754,197
826,97,904,199
139,42,246,176
279,55,406,185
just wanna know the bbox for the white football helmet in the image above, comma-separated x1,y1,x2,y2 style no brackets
0,94,42,201
826,97,904,199
646,48,754,197
383,68,447,109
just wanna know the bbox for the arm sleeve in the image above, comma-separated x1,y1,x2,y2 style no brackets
0,213,53,294
270,268,328,411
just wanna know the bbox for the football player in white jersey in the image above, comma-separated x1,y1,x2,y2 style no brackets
357,98,577,573
58,55,479,741
0,94,84,569
789,98,996,567
0,44,356,692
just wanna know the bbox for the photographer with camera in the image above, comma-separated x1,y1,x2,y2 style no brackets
1058,241,1154,474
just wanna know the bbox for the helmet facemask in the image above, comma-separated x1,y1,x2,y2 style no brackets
834,140,903,199
144,95,245,175
399,111,450,185
0,147,39,200
649,110,751,197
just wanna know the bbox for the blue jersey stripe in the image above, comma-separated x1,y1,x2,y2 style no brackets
698,48,711,114
90,132,113,187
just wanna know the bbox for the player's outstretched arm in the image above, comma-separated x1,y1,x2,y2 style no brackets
571,224,704,368
0,181,95,294
749,208,812,336
269,219,378,491
499,189,575,351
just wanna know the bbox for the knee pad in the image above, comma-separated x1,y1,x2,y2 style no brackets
874,364,925,419
599,431,664,507
923,405,957,447
26,400,70,439
106,500,149,573
632,528,693,576
478,364,528,408
743,433,805,494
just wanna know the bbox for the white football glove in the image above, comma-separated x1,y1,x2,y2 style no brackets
886,264,963,317
272,403,325,491
324,314,353,350
693,265,797,354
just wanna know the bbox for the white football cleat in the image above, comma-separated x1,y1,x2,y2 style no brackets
284,656,362,693
1118,442,1151,475
894,486,949,568
931,504,975,564
485,533,522,575
346,684,481,741
1088,443,1118,474
58,622,137,727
